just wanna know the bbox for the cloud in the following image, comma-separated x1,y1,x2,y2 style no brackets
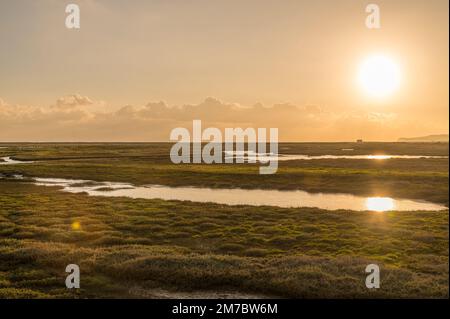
55,94,94,108
0,95,437,142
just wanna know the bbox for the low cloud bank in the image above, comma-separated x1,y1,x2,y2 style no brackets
0,94,430,142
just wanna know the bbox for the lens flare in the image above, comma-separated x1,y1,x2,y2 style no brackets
71,221,81,230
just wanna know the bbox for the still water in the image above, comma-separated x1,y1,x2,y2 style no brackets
0,157,34,165
31,177,447,212
224,151,448,162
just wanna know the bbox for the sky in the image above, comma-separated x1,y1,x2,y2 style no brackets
0,0,448,142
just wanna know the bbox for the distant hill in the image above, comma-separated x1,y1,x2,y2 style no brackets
398,134,449,142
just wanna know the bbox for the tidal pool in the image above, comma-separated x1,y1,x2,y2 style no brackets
30,177,447,212
0,157,34,165
224,151,448,162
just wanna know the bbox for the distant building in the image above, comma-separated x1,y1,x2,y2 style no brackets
356,139,363,143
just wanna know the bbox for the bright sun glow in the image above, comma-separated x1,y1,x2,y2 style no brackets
358,55,401,98
366,197,395,212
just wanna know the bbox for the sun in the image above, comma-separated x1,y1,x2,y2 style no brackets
358,54,401,98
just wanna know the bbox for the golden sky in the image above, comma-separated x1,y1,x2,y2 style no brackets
0,0,448,141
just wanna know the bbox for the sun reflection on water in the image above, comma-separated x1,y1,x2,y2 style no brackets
366,155,392,160
366,197,395,212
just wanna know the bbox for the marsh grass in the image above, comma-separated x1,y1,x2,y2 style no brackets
0,181,448,298
0,143,448,298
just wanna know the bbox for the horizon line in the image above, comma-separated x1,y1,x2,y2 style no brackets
1,141,448,144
